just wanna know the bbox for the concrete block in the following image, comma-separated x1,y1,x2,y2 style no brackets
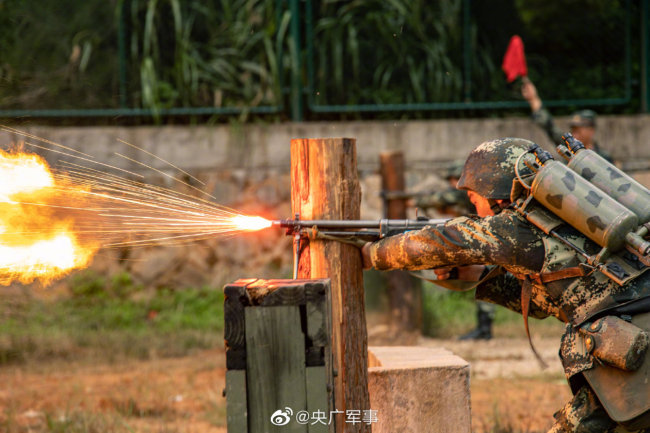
368,346,470,433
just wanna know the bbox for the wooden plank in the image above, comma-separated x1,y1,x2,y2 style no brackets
291,138,371,433
226,370,248,433
258,284,306,307
306,367,330,433
246,306,307,433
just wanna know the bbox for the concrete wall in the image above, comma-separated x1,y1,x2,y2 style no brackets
2,114,649,177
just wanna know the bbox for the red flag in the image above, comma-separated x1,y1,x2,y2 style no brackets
502,35,528,82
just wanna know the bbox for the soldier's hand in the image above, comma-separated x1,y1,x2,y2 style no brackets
361,242,373,270
521,78,536,101
521,77,542,111
434,266,455,280
434,265,486,281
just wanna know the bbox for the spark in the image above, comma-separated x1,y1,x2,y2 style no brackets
116,138,205,186
0,128,277,285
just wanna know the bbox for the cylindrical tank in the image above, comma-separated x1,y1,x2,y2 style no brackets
557,135,650,224
531,160,639,251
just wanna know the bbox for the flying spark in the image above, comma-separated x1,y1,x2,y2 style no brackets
0,128,275,285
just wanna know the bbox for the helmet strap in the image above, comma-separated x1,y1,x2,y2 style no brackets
488,199,504,214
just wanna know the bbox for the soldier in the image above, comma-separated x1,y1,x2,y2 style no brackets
415,161,475,218
362,137,650,432
521,78,613,162
415,162,495,340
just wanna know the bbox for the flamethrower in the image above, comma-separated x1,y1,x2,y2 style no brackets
272,215,448,240
268,215,449,278
513,137,650,286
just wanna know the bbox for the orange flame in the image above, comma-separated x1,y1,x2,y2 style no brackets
229,215,272,232
0,145,277,286
0,150,97,285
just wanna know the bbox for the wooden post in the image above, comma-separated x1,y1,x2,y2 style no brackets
379,151,422,334
291,138,371,433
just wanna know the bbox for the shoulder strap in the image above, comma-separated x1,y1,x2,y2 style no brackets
521,277,549,369
530,266,587,285
513,267,585,369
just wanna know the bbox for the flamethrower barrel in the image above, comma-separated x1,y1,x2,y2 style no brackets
272,218,448,229
273,219,383,228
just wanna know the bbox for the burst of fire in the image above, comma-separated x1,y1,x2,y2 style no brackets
0,150,97,285
0,138,279,287
229,215,272,232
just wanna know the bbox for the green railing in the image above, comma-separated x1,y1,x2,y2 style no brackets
0,0,644,121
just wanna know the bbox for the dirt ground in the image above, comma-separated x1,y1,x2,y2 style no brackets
0,351,228,433
0,331,574,433
421,336,572,432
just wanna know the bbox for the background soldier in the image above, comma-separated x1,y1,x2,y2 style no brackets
521,78,613,162
415,162,495,340
362,138,650,432
414,161,474,218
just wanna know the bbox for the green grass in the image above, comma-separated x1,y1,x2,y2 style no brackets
420,282,564,338
0,271,225,365
0,269,565,366
364,270,563,338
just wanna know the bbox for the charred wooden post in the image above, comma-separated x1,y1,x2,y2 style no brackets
224,278,332,433
379,151,422,334
291,138,371,433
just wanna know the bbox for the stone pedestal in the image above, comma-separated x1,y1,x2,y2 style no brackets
368,346,471,433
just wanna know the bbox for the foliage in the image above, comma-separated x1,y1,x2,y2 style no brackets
311,0,465,105
0,0,119,110
0,0,637,117
513,0,630,104
126,0,289,114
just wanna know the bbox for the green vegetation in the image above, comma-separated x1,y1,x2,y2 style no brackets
0,0,119,110
0,271,225,365
365,270,563,338
312,0,467,105
0,0,636,118
420,283,564,338
126,0,287,114
0,268,564,366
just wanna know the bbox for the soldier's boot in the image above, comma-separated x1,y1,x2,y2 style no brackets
458,309,493,340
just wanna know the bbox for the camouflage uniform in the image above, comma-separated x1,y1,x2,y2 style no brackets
532,108,613,162
369,207,650,432
367,138,650,432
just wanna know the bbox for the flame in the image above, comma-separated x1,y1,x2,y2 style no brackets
230,215,272,232
0,144,278,286
0,150,97,285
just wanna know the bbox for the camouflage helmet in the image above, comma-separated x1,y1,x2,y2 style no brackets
457,138,534,200
569,109,596,128
444,160,465,180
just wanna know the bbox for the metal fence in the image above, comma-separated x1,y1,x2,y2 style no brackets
0,0,645,121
